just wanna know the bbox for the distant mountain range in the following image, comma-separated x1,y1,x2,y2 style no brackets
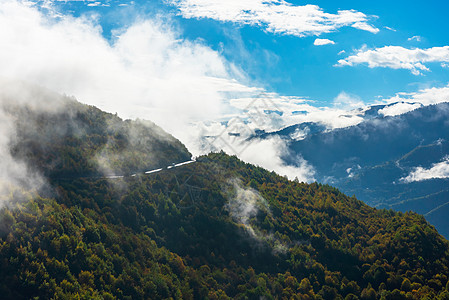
260,102,449,238
256,101,425,140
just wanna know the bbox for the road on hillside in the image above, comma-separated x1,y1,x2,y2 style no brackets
103,159,196,179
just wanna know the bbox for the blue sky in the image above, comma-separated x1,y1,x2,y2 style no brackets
40,0,449,105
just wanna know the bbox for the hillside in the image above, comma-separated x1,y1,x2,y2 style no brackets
2,89,191,179
0,97,449,298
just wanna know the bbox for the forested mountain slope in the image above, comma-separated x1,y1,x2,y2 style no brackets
0,97,449,299
3,91,191,178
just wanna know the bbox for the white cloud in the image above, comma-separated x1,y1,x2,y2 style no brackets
333,91,364,110
0,105,39,206
290,127,310,141
167,0,378,37
225,178,270,238
239,137,315,182
401,157,449,183
314,38,335,46
193,116,316,181
371,84,449,116
46,0,112,7
378,102,423,117
225,178,292,252
408,35,422,42
442,63,449,68
336,45,449,75
0,80,64,206
87,2,102,7
383,84,449,106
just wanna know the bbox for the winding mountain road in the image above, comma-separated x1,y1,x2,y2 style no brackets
103,159,196,179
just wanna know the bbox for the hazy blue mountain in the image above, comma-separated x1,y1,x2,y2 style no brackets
267,102,449,238
255,122,328,141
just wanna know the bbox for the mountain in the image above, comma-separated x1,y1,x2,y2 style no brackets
353,102,423,119
256,122,328,141
253,101,424,142
4,90,191,179
1,93,449,299
267,102,449,238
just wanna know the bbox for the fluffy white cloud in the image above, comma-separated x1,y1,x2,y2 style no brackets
314,38,335,46
198,124,316,181
378,102,423,117
239,137,315,182
383,84,449,106
337,45,449,75
401,157,449,183
167,0,378,37
370,84,449,116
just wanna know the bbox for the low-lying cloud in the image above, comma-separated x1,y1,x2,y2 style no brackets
196,119,316,182
225,178,289,253
401,156,449,183
0,107,36,206
0,80,60,207
378,102,423,117
382,84,449,107
239,137,315,182
225,178,270,237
